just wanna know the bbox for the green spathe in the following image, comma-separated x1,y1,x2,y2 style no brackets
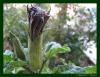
28,35,43,72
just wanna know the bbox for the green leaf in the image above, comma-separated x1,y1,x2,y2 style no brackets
83,66,96,74
53,65,68,73
9,59,27,67
3,59,27,74
45,44,70,59
9,31,26,61
41,62,52,74
16,67,25,73
44,43,53,52
3,55,13,64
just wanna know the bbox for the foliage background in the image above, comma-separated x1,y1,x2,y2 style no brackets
3,3,97,74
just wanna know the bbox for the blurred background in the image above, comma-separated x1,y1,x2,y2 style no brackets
3,3,96,67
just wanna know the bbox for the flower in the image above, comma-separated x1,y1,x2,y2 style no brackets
27,5,50,41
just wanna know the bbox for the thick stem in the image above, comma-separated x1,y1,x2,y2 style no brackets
28,35,43,73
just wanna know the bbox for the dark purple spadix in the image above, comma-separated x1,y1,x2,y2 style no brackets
27,5,50,41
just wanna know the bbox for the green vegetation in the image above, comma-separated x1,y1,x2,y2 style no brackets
3,4,96,74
